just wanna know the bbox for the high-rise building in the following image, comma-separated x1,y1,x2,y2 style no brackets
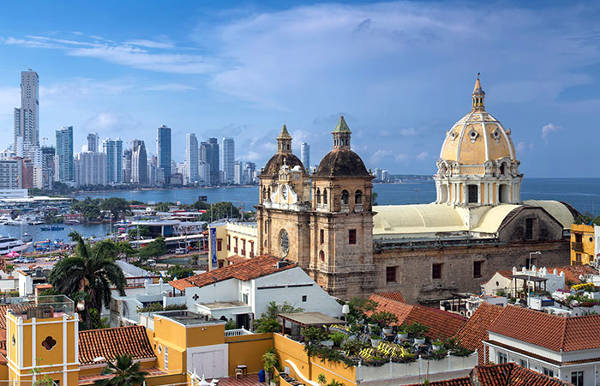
55,126,74,182
14,70,40,149
156,125,171,184
244,162,256,184
41,146,55,190
198,161,209,185
186,133,199,184
301,142,310,169
0,160,20,189
87,133,99,152
131,139,148,185
221,137,235,184
122,148,132,183
103,138,123,184
74,151,107,186
207,138,219,185
233,161,243,185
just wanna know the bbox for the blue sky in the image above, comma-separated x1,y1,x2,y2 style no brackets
0,0,599,177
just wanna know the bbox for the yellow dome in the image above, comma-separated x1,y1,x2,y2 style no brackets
440,77,516,165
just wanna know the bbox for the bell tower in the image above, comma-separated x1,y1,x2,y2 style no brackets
309,116,376,298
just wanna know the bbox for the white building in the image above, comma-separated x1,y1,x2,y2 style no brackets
0,160,20,189
74,151,107,186
221,137,234,184
485,305,600,386
482,266,566,297
186,133,199,184
233,161,243,185
14,70,39,149
103,138,123,184
170,255,342,329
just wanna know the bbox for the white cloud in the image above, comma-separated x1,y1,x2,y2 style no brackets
516,141,534,153
416,151,429,160
125,39,174,49
144,83,196,92
370,149,394,163
541,123,561,142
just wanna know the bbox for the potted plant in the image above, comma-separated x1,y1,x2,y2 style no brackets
396,325,408,340
329,331,346,348
370,325,382,347
370,311,398,334
262,349,279,385
432,339,444,351
406,322,428,345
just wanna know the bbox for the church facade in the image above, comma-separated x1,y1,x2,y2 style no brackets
256,77,576,303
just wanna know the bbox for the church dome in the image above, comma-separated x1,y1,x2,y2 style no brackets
439,77,516,165
314,116,370,178
262,153,305,177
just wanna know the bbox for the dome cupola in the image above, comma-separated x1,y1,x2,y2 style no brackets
435,75,523,207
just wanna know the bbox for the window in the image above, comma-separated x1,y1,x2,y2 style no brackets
217,239,222,251
571,371,584,386
320,229,324,244
386,266,397,283
319,250,325,262
164,346,169,370
497,352,507,364
473,261,483,278
575,233,582,243
543,367,554,377
432,263,442,279
349,229,357,245
355,190,363,204
341,190,349,205
519,359,527,368
227,235,231,251
316,188,321,204
525,218,534,240
302,295,307,302
243,293,248,304
323,189,328,205
468,185,478,203
576,253,582,264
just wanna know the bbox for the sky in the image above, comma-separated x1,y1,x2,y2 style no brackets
0,0,599,177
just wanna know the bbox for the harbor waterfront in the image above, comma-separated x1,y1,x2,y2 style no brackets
0,178,597,245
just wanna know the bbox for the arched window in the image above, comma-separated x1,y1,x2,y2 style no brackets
319,250,325,262
262,187,266,201
323,189,328,205
355,190,363,204
499,162,506,176
316,188,321,204
341,190,349,205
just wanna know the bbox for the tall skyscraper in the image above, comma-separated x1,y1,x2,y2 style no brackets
41,146,55,190
74,151,107,186
87,133,99,152
131,139,148,185
156,125,171,184
55,126,74,182
221,137,235,184
122,148,132,183
14,70,40,150
301,142,310,168
103,138,123,184
207,138,219,185
233,161,243,185
186,133,199,184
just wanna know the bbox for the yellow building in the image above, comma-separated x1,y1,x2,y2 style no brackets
207,221,258,269
570,224,598,265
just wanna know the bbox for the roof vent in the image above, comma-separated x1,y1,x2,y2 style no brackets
276,260,290,269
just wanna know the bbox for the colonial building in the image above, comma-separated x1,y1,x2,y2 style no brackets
255,76,576,303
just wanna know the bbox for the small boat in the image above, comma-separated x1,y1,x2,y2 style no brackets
21,233,33,242
40,226,65,231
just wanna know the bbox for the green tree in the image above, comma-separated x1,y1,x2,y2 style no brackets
100,197,130,220
94,354,148,385
254,301,303,333
72,197,102,221
138,237,167,259
49,232,126,329
166,265,195,280
154,202,172,212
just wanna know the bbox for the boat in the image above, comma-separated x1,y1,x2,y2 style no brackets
21,233,33,242
40,226,65,231
4,218,27,226
0,237,31,255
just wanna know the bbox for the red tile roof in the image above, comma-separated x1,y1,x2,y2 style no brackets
78,325,155,365
226,255,248,265
473,363,567,385
455,303,506,364
552,265,598,288
488,305,600,352
170,255,296,291
407,378,472,386
373,291,406,303
369,294,466,340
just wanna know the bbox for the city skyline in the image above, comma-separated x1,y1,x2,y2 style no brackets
0,1,600,177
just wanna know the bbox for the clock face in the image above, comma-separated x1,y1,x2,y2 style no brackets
279,229,289,257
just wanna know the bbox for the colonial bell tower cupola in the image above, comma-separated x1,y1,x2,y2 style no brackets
277,124,292,154
332,116,351,150
472,73,485,112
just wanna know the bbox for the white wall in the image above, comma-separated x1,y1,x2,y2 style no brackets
185,278,239,310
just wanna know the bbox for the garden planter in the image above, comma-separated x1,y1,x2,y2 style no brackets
383,327,393,334
371,338,381,347
432,344,443,351
414,337,426,345
397,332,408,340
322,340,334,348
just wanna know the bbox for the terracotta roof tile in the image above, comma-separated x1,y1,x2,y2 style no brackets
374,291,406,303
226,255,247,265
455,303,505,364
488,305,600,352
407,377,472,386
170,255,296,291
369,294,466,340
474,363,567,385
78,325,155,365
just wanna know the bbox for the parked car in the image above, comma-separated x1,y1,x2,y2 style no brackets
175,248,186,255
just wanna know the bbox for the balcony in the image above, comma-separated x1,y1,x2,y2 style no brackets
7,295,75,321
572,242,583,252
225,327,254,337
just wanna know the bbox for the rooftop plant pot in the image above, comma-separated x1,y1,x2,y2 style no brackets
414,337,426,345
432,343,443,351
383,327,393,334
322,340,334,348
397,332,408,340
371,338,381,348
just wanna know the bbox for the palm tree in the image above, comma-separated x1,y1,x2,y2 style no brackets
49,231,126,329
94,354,148,385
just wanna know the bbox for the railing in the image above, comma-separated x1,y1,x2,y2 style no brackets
225,328,253,337
355,204,363,212
341,204,350,213
572,242,583,252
